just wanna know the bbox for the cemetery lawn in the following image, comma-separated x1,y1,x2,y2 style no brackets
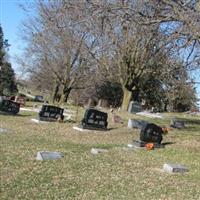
0,109,200,200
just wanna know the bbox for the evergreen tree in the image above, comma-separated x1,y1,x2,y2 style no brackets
0,25,18,96
0,25,4,66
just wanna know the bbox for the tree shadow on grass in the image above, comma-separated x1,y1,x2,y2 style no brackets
0,112,32,117
177,118,200,126
17,113,33,117
181,126,200,132
162,142,176,146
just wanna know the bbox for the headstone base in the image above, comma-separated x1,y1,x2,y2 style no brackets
79,124,108,131
128,140,165,149
39,117,58,122
31,118,48,124
73,126,91,132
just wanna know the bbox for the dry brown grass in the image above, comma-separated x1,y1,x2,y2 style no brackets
0,108,200,200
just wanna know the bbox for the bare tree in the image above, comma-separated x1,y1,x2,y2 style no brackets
82,0,200,110
20,0,94,103
19,0,199,109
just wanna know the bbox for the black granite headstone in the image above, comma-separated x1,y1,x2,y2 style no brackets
81,109,108,130
39,105,64,122
140,123,163,144
0,99,20,114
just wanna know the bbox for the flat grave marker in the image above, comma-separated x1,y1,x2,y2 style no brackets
91,148,109,155
163,163,189,173
36,151,64,161
0,128,9,134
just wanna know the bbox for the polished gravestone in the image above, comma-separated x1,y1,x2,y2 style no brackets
80,109,108,130
39,105,64,122
0,99,20,114
140,123,163,144
129,123,165,149
131,140,164,149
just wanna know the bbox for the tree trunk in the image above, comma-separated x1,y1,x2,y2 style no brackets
59,87,72,104
63,88,71,102
132,88,140,102
52,83,60,103
121,87,132,111
164,101,168,112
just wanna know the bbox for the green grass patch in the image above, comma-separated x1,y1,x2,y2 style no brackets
0,110,200,199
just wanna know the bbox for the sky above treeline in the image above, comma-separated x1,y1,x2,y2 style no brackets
1,0,26,73
0,0,200,106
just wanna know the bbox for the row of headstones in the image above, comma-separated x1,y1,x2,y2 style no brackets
88,99,143,113
0,98,108,128
0,98,185,129
0,99,65,121
128,118,185,129
0,99,185,147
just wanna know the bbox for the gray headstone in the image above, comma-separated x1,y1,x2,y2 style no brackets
127,119,148,129
163,163,188,173
128,101,142,113
170,118,185,129
36,151,64,161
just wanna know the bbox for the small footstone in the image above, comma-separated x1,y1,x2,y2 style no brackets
0,128,9,134
31,118,48,124
91,148,108,155
128,140,165,149
163,163,188,173
36,151,64,161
